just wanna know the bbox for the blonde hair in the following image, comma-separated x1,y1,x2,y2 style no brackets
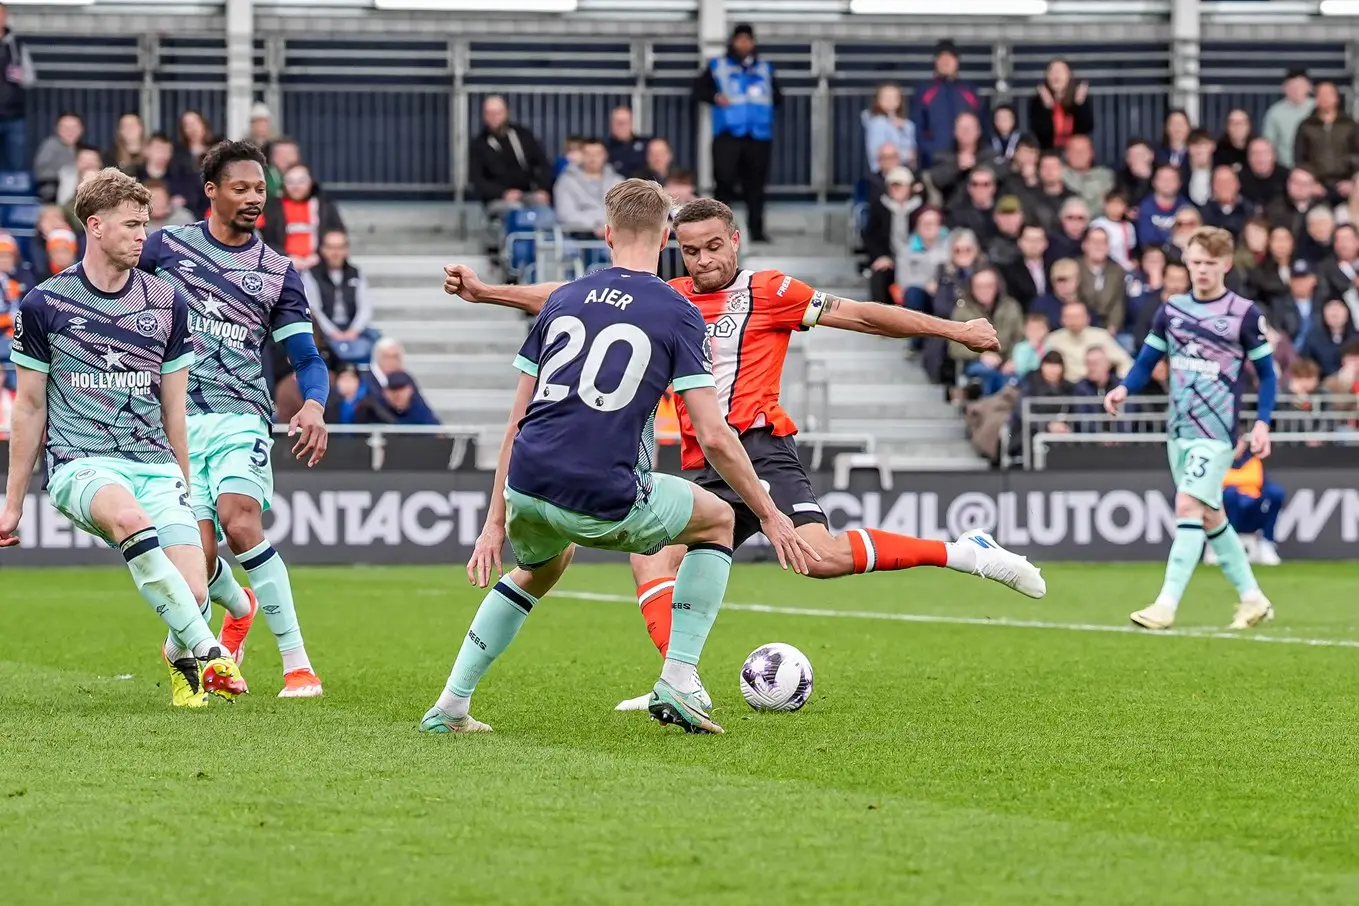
73,167,151,225
604,178,673,237
1050,257,1080,281
1187,225,1233,258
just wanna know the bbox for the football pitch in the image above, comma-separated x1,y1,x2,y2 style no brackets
2,561,1358,905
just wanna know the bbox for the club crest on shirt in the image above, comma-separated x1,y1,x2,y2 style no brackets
11,311,20,338
724,289,750,313
1211,317,1231,336
239,273,265,296
136,313,158,337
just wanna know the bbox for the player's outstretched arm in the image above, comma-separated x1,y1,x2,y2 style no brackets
443,264,563,316
159,366,192,490
469,372,536,588
678,386,818,574
0,366,49,546
817,295,1000,352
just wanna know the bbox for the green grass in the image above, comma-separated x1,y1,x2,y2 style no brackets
3,562,1359,905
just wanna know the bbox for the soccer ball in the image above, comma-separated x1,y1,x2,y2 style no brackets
739,643,814,712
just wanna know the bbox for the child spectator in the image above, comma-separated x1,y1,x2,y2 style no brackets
1322,339,1359,399
1136,163,1188,249
1275,356,1325,437
1091,190,1135,271
1028,57,1092,152
1299,297,1356,376
949,266,1024,395
325,365,368,425
1010,313,1050,379
1184,129,1217,206
990,104,1020,161
863,82,917,171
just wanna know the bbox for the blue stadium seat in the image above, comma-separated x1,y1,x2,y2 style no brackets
851,177,870,236
2,204,40,230
0,171,33,195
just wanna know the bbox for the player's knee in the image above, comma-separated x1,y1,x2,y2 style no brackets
1174,494,1207,520
109,506,151,543
185,574,209,606
220,510,264,552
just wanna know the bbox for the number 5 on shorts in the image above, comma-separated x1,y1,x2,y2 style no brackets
250,438,269,468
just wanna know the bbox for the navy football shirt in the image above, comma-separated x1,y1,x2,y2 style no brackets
138,222,313,421
9,265,194,473
506,267,715,520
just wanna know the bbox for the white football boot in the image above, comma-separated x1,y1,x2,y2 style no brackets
1130,600,1178,630
616,678,711,713
1230,591,1274,630
958,530,1047,598
1253,539,1282,566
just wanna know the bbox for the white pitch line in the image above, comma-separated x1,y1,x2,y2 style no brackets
552,590,1359,650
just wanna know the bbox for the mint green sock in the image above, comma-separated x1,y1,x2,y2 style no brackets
666,544,733,666
208,557,253,619
238,540,303,652
442,578,536,698
165,597,212,662
121,529,215,656
1157,519,1205,608
1206,523,1261,597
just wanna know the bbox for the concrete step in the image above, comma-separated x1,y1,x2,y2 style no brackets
425,387,515,418
829,417,966,442
379,319,526,355
827,382,944,407
370,288,530,318
403,353,518,388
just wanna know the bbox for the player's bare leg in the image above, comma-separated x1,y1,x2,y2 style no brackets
421,547,578,733
219,493,320,696
197,517,259,665
617,520,1045,710
86,484,244,703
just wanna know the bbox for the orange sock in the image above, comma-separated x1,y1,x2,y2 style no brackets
846,528,947,573
636,576,675,658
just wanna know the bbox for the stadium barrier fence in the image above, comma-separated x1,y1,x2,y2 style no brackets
3,462,1354,568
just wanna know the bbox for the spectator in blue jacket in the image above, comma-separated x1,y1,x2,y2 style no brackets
696,22,781,243
1136,163,1188,250
1158,108,1193,173
1299,297,1356,376
356,370,440,427
913,39,985,170
863,82,917,172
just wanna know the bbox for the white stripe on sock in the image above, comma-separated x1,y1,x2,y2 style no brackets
638,579,676,606
855,529,876,573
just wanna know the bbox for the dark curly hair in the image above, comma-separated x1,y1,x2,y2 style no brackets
200,139,268,187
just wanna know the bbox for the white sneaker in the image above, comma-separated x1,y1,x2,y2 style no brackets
1230,592,1274,630
1130,601,1177,630
616,679,711,712
958,530,1046,598
1254,540,1282,566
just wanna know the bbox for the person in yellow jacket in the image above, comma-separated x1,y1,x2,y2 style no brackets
1218,438,1286,566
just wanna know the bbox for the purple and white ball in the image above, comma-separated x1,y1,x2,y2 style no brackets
739,643,814,712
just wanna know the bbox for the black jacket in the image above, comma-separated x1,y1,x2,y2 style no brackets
1027,94,1094,151
469,124,553,202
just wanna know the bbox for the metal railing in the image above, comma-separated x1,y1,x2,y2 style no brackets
1017,393,1359,469
23,31,1357,205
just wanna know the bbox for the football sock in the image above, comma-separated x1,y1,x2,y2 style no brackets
164,597,212,663
666,543,733,667
1206,523,1261,597
1155,519,1205,610
437,577,537,716
660,657,700,695
121,529,216,656
239,540,309,668
847,529,951,573
637,576,675,657
208,557,253,619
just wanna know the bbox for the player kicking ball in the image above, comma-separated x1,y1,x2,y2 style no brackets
420,180,816,736
138,140,329,699
1104,226,1277,630
444,197,1045,711
0,169,246,707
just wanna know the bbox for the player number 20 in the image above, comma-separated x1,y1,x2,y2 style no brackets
535,316,654,412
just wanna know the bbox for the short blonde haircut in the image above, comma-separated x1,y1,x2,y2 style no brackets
1187,225,1233,258
73,167,151,225
1050,257,1080,281
605,178,673,237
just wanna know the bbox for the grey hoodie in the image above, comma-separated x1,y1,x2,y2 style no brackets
553,163,623,232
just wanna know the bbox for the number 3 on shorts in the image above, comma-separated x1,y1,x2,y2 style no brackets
1189,454,1209,479
250,438,269,468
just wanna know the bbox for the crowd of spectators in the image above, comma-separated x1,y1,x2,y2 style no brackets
856,48,1359,462
0,85,437,428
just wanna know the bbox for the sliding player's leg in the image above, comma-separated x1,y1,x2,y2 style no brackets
420,489,579,734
